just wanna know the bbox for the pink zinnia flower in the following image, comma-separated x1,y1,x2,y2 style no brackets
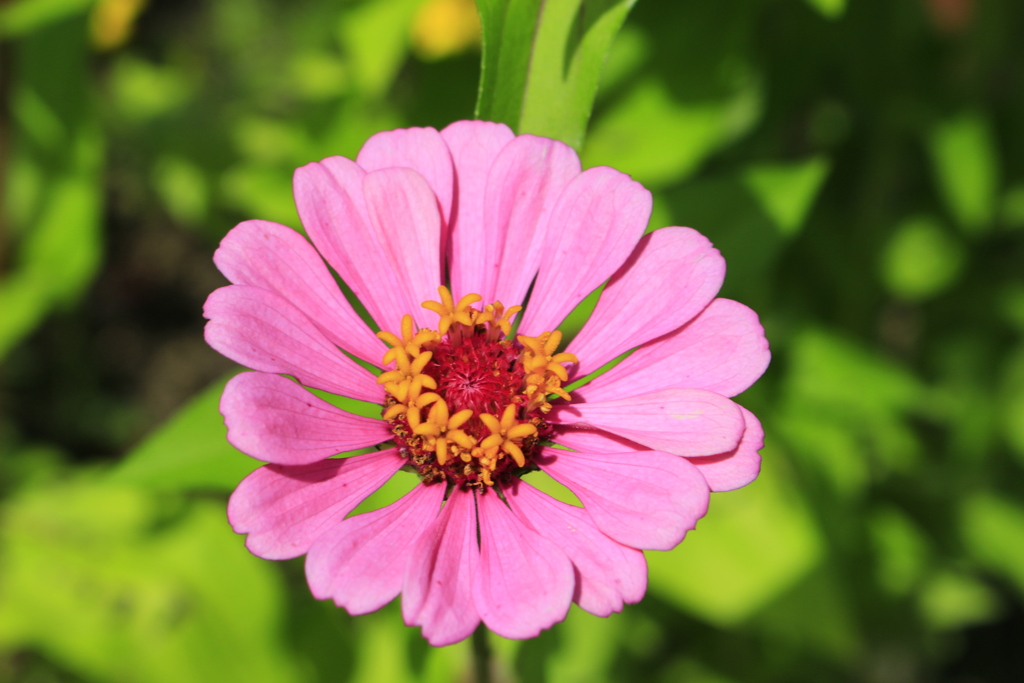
204,121,769,646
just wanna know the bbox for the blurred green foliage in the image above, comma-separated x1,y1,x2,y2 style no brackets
2,0,1024,681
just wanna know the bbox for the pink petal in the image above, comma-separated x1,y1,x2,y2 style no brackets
214,219,385,366
402,488,481,646
517,167,652,336
203,285,382,403
567,228,725,378
486,135,581,306
227,449,405,560
579,298,770,401
356,126,454,227
552,388,745,457
293,157,415,334
362,168,443,330
686,406,763,492
551,427,643,454
220,372,390,465
538,448,709,551
305,482,445,615
504,479,647,617
472,486,574,639
441,120,516,300
554,412,763,493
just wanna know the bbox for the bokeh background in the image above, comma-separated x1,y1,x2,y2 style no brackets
2,0,1024,681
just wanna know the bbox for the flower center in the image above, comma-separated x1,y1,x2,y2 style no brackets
376,286,578,488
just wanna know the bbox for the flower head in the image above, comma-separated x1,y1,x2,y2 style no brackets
203,121,770,645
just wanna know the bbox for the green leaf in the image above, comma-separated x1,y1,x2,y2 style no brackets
868,506,930,596
220,163,301,229
0,160,104,359
0,0,94,38
741,156,831,236
776,412,869,499
152,156,209,226
927,111,1000,236
784,329,923,418
917,571,1000,631
646,449,823,626
476,0,638,151
584,78,761,187
108,375,260,492
474,0,543,127
110,56,193,122
348,607,416,683
880,215,965,301
0,479,302,682
1000,345,1024,466
338,0,423,97
519,0,638,150
11,87,66,149
747,568,862,664
781,329,923,475
1001,183,1024,229
803,0,846,20
960,493,1024,598
545,606,625,683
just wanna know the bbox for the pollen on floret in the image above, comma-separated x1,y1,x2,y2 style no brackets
376,286,576,489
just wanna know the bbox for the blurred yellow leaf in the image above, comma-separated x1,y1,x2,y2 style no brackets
411,0,480,61
89,0,146,51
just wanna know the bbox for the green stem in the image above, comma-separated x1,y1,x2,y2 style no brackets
472,624,492,683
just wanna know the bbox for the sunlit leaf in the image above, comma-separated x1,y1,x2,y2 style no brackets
785,329,923,418
584,78,760,186
741,156,831,236
0,479,302,682
339,0,422,97
646,449,823,626
803,0,846,20
0,0,94,38
545,606,624,683
782,329,923,475
880,215,965,301
289,51,350,101
917,571,1000,631
927,111,999,236
348,607,416,683
960,493,1024,597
